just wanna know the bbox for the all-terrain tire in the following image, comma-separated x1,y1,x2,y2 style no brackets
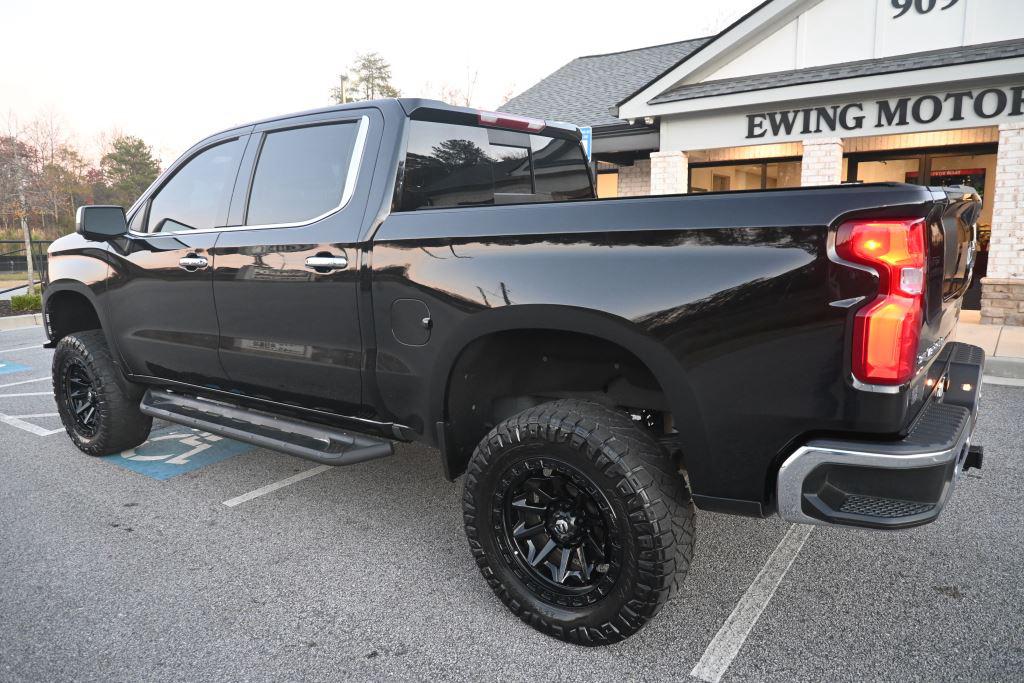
462,399,695,645
52,330,152,455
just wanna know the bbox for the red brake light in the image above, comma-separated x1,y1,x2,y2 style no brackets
477,111,545,132
836,219,926,385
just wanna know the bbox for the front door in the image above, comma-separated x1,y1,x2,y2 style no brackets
211,109,379,415
105,133,248,385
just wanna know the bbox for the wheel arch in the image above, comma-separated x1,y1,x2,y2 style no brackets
42,281,117,355
430,304,707,480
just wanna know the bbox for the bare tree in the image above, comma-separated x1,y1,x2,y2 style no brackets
434,69,480,108
497,83,518,107
26,109,67,165
3,114,36,294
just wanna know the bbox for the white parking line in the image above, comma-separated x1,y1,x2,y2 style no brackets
0,377,49,389
0,413,64,437
222,464,333,508
0,344,45,354
9,412,59,419
691,524,814,683
0,391,52,398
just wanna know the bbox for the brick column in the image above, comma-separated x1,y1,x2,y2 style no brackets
981,123,1024,326
616,159,651,197
801,137,844,186
650,150,689,195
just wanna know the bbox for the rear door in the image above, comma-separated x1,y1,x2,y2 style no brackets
211,108,381,415
105,132,248,385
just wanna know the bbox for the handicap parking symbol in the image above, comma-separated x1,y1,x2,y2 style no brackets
0,360,31,376
103,426,252,480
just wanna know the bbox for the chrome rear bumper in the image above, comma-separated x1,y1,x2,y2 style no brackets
776,342,983,529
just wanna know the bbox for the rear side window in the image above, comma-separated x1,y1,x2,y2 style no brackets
147,138,244,233
398,120,592,211
246,122,360,226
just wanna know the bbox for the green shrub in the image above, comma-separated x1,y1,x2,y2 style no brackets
10,293,42,313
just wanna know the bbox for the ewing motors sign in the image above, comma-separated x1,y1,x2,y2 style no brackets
746,86,1024,140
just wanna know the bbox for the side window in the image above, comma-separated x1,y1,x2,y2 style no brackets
399,120,592,211
147,138,244,233
246,121,360,226
530,135,592,201
127,207,146,233
401,121,496,210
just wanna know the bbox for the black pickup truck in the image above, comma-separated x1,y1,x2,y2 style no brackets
45,98,985,645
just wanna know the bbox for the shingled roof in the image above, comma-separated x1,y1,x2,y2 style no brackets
499,38,711,128
650,38,1024,105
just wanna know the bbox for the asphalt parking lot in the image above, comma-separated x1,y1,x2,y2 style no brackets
1,323,1022,682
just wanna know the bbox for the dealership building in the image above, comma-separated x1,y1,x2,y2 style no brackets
501,0,1024,321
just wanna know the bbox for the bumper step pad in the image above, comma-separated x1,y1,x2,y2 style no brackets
838,495,935,519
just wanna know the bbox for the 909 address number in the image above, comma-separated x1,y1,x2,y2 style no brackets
892,0,960,18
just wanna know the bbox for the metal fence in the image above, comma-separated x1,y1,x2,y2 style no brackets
0,240,53,294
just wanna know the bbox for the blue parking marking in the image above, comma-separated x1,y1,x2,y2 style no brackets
102,425,252,480
0,360,31,376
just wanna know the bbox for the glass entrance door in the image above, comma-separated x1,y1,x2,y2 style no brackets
846,146,997,310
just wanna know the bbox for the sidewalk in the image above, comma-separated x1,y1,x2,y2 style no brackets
954,310,1024,383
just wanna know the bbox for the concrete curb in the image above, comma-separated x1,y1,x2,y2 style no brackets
0,313,43,331
986,356,1024,380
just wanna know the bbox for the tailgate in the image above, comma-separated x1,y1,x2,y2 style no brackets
920,185,982,365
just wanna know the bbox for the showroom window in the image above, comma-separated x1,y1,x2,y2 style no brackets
689,159,802,193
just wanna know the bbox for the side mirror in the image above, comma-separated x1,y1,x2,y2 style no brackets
76,205,128,241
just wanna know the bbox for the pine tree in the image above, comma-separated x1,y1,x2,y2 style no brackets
100,136,160,207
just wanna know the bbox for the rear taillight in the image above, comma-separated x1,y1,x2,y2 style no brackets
836,218,926,386
476,111,545,132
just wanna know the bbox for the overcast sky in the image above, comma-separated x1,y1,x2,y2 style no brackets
3,0,760,165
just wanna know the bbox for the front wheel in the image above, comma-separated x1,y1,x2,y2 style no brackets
462,399,695,645
53,330,152,455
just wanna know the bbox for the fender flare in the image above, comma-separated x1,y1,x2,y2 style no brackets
428,304,709,469
42,280,120,361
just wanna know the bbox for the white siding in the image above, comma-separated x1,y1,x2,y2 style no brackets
710,21,799,80
971,0,1024,44
801,0,876,66
876,0,967,57
703,0,1023,84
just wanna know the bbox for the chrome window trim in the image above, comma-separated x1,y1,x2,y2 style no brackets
127,115,369,237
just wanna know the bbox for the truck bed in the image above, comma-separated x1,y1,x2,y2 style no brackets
370,182,978,513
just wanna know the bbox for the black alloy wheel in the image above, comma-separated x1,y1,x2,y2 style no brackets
61,360,99,437
500,461,618,603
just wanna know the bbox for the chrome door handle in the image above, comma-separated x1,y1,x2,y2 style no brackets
305,255,348,271
178,255,208,271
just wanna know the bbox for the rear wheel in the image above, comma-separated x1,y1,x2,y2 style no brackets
462,399,694,645
53,330,152,455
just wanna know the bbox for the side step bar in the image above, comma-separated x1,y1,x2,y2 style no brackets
139,389,393,466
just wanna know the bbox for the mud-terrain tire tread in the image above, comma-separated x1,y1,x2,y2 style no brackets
52,330,152,455
462,398,695,646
